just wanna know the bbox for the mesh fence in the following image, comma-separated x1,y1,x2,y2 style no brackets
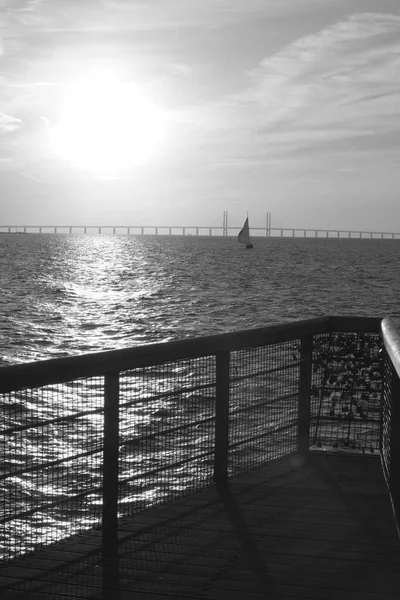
118,356,216,517
0,378,104,561
310,331,383,453
228,341,300,476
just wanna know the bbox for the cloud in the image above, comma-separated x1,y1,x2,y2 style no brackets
0,112,22,132
195,11,400,168
167,62,192,76
20,172,43,183
246,13,400,122
21,171,43,182
6,81,62,87
3,3,400,180
5,0,336,34
10,0,44,11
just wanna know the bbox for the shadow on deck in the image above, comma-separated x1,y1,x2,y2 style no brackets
1,452,400,600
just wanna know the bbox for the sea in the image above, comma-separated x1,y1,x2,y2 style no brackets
1,233,399,366
0,233,399,560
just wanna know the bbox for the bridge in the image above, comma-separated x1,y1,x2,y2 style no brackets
1,211,400,239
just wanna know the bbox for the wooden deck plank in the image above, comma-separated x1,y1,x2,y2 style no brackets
1,452,399,599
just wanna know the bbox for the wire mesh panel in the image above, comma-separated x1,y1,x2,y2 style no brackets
228,341,300,476
0,377,104,562
310,332,382,453
118,355,216,516
381,352,394,486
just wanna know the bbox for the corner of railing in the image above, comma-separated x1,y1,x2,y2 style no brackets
382,317,400,381
381,317,400,536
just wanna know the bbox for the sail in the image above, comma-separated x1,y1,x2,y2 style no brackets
238,218,251,245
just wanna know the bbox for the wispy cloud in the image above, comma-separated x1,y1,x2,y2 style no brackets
5,0,336,34
167,62,192,76
247,13,400,124
194,12,400,169
20,171,42,182
0,112,22,132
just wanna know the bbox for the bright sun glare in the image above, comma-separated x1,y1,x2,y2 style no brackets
49,70,167,174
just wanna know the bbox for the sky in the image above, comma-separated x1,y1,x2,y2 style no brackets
0,0,400,231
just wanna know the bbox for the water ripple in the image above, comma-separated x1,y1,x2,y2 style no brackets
0,234,399,364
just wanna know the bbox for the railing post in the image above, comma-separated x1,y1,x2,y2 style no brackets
214,351,230,485
298,335,313,454
103,372,120,552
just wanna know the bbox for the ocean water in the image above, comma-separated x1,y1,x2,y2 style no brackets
0,233,399,366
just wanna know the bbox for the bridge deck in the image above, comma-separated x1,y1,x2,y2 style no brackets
1,452,400,600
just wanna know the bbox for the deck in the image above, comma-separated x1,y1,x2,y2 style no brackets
1,452,400,600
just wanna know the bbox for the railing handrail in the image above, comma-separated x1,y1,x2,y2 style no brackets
0,316,382,393
382,317,400,381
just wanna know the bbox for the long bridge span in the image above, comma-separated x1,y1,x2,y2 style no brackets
1,212,399,239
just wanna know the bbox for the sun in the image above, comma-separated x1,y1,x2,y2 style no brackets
49,70,167,174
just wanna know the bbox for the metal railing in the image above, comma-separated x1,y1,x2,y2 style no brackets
381,318,400,532
0,315,389,562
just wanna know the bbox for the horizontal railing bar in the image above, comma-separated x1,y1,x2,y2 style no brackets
230,362,301,385
0,317,334,392
382,317,400,380
118,449,215,485
0,485,104,525
119,382,216,408
0,446,104,481
1,407,106,435
119,415,216,447
321,387,381,395
230,393,298,416
313,416,379,426
228,423,298,450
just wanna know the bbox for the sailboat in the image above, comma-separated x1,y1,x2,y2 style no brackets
238,217,254,249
